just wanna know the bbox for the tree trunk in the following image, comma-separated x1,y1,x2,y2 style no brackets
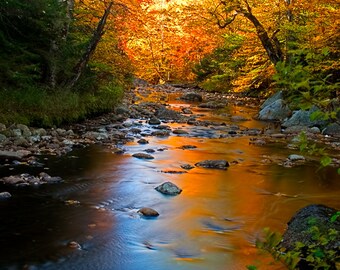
68,1,113,88
47,0,74,89
242,11,284,65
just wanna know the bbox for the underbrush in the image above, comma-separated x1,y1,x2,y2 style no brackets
0,82,124,127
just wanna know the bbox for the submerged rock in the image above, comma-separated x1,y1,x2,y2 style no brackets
195,160,229,169
155,181,182,195
138,207,159,217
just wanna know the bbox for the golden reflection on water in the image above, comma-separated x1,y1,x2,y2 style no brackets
125,131,339,269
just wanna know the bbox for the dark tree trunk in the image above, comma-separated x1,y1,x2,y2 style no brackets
242,11,284,65
68,1,113,88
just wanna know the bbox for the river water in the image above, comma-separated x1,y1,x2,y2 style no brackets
0,90,339,270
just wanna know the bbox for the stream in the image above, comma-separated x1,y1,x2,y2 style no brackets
0,87,339,270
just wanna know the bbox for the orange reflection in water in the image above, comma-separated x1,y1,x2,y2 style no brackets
134,132,340,269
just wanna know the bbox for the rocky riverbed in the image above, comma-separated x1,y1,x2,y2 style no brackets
1,83,339,190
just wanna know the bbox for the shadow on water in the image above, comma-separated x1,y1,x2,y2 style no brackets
0,95,339,270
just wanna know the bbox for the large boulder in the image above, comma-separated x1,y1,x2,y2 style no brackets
260,91,283,109
280,204,339,269
258,99,291,121
282,106,327,129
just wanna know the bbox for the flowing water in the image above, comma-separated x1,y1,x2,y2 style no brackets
0,91,339,270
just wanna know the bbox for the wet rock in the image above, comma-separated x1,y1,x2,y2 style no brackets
288,154,305,161
0,192,12,200
148,116,161,125
160,170,187,174
132,153,154,159
67,241,81,249
258,99,291,121
39,172,63,183
280,204,339,269
111,147,125,154
155,106,184,121
1,173,62,186
130,127,142,134
137,138,149,144
0,150,28,160
181,164,195,170
151,130,170,137
153,124,171,130
83,131,109,141
195,160,229,169
155,181,182,195
138,207,159,217
144,148,155,153
322,123,340,136
179,145,197,150
182,108,193,114
282,106,326,128
173,129,188,135
180,92,203,102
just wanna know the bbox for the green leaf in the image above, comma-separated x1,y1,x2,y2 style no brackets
320,156,332,167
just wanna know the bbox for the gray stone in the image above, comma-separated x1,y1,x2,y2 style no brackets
0,150,28,160
155,181,182,195
258,99,291,121
33,128,47,136
132,153,154,159
180,92,203,102
282,107,326,128
138,207,159,217
260,91,283,109
173,129,188,135
0,134,7,142
83,131,109,141
195,160,229,169
148,117,161,125
12,128,22,137
0,192,12,199
288,154,305,161
322,123,340,136
17,124,32,137
155,106,184,120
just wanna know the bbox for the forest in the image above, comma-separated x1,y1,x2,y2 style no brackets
0,0,339,126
